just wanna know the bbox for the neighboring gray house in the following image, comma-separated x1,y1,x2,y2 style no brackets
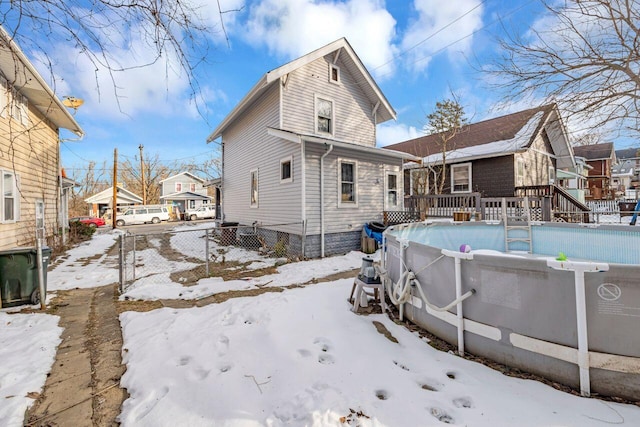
159,172,211,214
207,38,417,258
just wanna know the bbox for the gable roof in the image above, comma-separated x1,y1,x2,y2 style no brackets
207,37,395,142
385,104,565,165
159,171,205,184
616,147,640,160
573,143,615,161
85,186,142,204
0,27,83,136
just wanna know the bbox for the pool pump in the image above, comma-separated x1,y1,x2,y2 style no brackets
358,256,381,284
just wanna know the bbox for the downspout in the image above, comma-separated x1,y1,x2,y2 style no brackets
300,137,306,257
320,143,334,258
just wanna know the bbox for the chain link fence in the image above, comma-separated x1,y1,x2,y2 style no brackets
119,222,304,292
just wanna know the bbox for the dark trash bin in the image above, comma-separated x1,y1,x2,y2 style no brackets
0,246,51,307
619,201,638,215
220,222,239,246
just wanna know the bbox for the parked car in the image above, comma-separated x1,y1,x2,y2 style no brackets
115,205,170,226
186,205,216,221
70,216,106,228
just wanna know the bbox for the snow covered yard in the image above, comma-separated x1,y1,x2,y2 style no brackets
1,227,639,426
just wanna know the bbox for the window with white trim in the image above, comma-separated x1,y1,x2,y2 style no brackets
549,165,556,184
451,163,472,193
1,171,17,222
315,96,333,135
385,172,400,209
250,169,259,207
190,183,196,192
175,182,182,192
10,88,28,126
280,156,292,183
329,64,340,84
189,200,195,209
339,160,357,205
0,75,7,118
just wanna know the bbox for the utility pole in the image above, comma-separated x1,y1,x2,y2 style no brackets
112,148,118,228
139,144,146,205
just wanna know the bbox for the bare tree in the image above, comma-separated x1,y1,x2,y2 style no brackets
0,1,236,113
69,161,109,216
424,98,467,194
489,0,640,139
120,154,175,205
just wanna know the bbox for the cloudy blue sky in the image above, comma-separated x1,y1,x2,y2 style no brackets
19,0,612,177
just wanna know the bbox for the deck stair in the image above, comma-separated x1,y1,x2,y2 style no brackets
502,197,532,253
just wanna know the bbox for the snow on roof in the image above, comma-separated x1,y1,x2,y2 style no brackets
420,112,544,165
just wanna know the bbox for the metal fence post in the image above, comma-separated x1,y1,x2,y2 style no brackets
205,229,210,276
132,234,136,281
118,234,124,294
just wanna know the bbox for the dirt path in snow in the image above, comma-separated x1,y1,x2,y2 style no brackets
24,264,362,426
25,284,127,427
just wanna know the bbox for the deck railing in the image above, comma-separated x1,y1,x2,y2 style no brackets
515,185,591,223
404,193,481,218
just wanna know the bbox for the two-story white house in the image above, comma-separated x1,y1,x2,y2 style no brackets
207,38,417,258
159,172,211,215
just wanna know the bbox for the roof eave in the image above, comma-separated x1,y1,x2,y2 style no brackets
0,27,83,136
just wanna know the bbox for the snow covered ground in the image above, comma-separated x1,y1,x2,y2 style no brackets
1,227,640,426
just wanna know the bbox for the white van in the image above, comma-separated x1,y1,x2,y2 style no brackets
115,205,170,226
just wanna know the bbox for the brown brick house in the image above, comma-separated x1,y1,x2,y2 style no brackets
573,143,616,200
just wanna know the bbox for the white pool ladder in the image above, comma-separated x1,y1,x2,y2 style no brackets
502,197,532,253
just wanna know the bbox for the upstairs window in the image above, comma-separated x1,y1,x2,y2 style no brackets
329,64,340,84
10,88,28,126
190,183,196,192
175,182,182,192
280,156,292,183
250,169,259,207
339,160,357,206
316,96,333,135
451,163,472,193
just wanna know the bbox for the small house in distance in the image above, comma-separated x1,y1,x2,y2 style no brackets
573,143,616,200
84,186,143,218
208,38,417,258
159,172,212,216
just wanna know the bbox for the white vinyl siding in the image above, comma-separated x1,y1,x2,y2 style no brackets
451,163,472,193
281,55,376,146
304,144,402,235
222,84,303,232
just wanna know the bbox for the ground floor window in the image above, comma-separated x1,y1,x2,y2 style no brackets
1,170,17,222
385,172,399,209
451,163,472,193
339,160,357,205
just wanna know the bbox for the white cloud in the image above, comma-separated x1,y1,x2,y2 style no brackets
400,0,484,73
377,121,420,146
241,0,398,79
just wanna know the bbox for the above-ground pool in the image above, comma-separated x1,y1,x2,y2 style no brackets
382,221,640,401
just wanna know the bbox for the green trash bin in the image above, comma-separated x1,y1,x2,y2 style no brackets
0,246,51,307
